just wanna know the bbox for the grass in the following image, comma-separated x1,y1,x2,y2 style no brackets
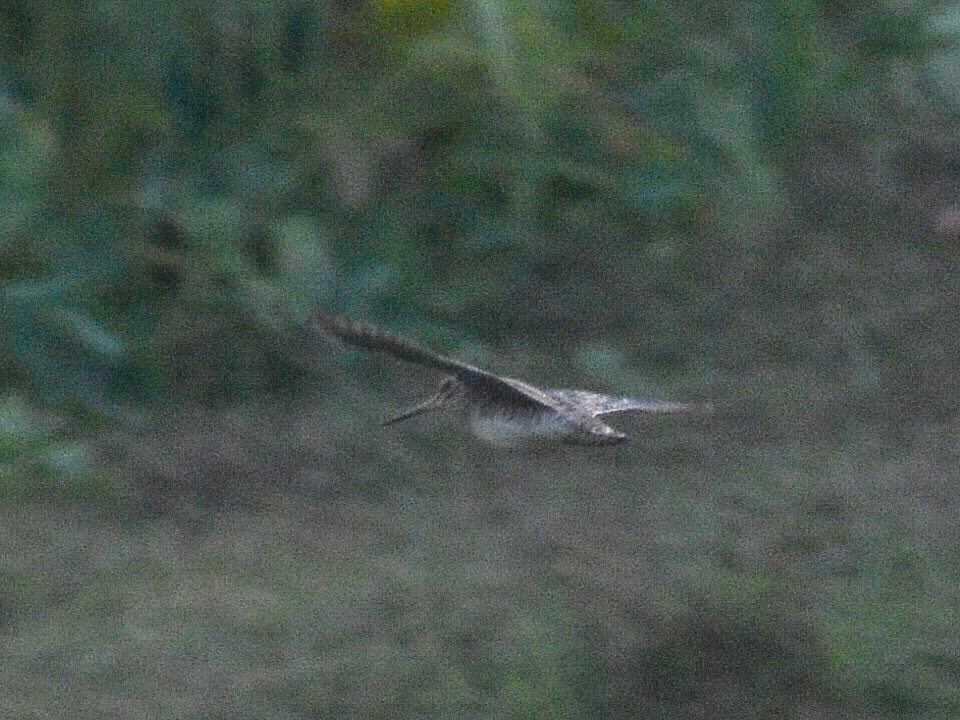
2,401,959,718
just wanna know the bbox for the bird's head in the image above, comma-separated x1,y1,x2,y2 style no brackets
382,377,463,426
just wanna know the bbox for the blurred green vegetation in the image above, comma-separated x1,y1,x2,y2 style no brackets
2,0,960,717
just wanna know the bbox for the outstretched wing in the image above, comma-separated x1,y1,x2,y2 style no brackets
546,389,712,418
314,313,555,411
314,313,487,377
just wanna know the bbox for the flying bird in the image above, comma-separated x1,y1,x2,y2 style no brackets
316,314,710,448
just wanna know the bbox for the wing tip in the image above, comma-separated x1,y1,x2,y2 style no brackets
312,311,351,336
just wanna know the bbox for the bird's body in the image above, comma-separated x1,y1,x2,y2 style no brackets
461,379,624,447
315,314,709,447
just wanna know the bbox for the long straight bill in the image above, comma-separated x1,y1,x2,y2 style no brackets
381,394,447,426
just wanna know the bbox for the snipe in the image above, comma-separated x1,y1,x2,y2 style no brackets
316,314,710,448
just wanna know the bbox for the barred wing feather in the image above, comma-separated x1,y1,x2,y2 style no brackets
546,390,711,418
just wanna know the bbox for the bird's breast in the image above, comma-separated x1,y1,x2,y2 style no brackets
468,408,573,448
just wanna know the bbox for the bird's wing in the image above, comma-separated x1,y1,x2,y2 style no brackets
315,313,486,376
546,389,712,417
314,314,554,410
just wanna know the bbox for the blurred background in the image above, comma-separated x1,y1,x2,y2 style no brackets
2,0,960,717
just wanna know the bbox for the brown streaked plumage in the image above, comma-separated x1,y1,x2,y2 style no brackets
315,314,711,447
